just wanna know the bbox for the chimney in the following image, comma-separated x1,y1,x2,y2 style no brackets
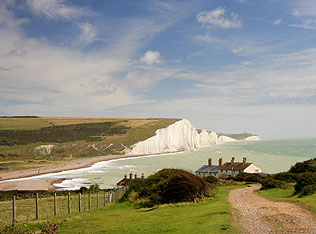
124,174,127,179
243,157,247,164
134,173,137,179
231,157,235,163
219,158,223,166
129,172,133,179
208,158,212,166
141,173,145,179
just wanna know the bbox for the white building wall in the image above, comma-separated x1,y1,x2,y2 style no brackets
243,164,262,173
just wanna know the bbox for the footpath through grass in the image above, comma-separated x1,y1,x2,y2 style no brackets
257,187,316,213
18,185,244,234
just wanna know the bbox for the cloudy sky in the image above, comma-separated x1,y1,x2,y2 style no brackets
1,0,316,138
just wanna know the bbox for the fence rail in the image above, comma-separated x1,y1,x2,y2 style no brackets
0,187,127,227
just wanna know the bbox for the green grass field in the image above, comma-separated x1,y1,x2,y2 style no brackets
257,187,316,213
6,185,244,234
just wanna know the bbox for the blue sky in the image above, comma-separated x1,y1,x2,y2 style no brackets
1,0,316,138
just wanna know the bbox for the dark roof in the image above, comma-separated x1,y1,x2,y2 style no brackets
116,178,134,186
195,165,219,173
218,162,252,171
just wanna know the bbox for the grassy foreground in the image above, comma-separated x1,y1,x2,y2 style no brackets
257,187,316,213
12,185,243,234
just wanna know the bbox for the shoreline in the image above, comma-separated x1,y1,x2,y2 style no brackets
0,151,183,191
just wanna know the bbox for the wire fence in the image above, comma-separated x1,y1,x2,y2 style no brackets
0,187,127,227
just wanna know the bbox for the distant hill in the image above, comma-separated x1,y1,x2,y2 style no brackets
218,132,258,140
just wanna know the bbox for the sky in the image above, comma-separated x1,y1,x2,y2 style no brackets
1,0,316,139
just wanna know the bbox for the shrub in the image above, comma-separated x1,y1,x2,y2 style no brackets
204,176,219,184
119,178,146,202
273,172,298,182
300,184,316,197
289,158,316,173
260,178,289,190
88,184,100,192
122,169,211,207
294,172,316,194
234,172,262,183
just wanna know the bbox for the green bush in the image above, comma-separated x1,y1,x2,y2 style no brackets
294,172,316,195
234,172,262,183
203,176,219,184
273,172,298,182
289,158,316,173
260,178,289,190
300,184,316,197
122,169,211,207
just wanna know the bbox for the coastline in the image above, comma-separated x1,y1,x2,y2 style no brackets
0,151,183,191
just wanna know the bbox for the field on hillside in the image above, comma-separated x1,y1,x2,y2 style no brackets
0,117,180,172
2,185,244,234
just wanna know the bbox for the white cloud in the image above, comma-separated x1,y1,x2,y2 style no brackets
78,22,97,46
289,18,316,30
273,19,281,25
140,50,163,65
292,0,316,17
27,0,90,20
197,8,242,29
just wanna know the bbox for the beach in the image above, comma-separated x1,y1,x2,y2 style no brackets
0,153,150,191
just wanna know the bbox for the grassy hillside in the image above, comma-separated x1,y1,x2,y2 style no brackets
4,185,243,234
0,117,180,172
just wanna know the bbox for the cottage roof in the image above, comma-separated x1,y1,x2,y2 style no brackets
218,162,252,171
195,165,219,173
116,178,134,186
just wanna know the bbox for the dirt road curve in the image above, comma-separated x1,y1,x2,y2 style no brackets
229,184,316,234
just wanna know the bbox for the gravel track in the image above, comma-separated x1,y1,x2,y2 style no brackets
229,184,316,234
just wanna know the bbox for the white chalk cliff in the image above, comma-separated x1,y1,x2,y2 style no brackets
126,119,259,155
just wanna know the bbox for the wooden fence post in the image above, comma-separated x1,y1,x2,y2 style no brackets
88,193,91,210
12,195,16,226
79,193,81,212
97,192,99,209
103,190,106,207
36,193,39,220
54,193,57,216
68,193,71,214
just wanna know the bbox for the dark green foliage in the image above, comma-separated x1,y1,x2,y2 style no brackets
120,178,146,202
234,172,263,183
122,169,211,207
300,184,316,196
273,172,298,182
0,122,130,146
294,172,316,195
289,158,316,173
260,178,289,190
204,176,219,184
0,116,39,118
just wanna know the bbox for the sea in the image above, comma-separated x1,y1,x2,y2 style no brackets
6,139,316,190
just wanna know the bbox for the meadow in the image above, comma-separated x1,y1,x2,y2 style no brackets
2,185,244,234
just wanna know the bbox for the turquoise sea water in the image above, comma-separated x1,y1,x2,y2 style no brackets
4,139,316,190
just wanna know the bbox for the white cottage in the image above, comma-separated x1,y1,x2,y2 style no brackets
217,157,262,178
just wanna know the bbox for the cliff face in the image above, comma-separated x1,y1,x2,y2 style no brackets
127,119,257,155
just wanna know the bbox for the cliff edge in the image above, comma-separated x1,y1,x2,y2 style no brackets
126,119,259,155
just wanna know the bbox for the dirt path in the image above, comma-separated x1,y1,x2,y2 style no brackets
229,184,316,234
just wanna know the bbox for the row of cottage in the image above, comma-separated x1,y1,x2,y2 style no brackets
195,157,262,178
117,157,262,186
